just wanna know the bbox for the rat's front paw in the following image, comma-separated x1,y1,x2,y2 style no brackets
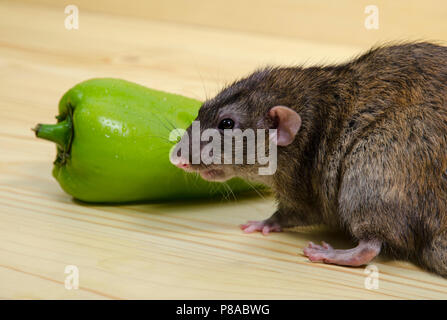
240,220,282,235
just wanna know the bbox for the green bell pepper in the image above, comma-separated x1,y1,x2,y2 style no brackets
34,78,258,203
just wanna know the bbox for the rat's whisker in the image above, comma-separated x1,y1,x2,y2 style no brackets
243,179,266,201
223,181,237,201
146,134,176,144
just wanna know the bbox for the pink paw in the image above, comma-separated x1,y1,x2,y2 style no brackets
303,241,335,263
240,220,282,235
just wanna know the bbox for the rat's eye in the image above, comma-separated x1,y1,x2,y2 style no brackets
218,118,235,130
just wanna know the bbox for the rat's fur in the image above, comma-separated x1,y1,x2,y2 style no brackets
185,42,447,277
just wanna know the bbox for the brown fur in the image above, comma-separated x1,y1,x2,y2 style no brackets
185,42,447,277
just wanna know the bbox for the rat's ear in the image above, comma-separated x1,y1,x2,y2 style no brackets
268,106,301,146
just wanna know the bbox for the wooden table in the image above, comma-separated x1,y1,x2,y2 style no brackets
1,1,447,299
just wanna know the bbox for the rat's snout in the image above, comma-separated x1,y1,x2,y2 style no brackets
171,156,191,170
169,141,194,171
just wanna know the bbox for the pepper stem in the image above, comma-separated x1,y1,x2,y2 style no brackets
33,116,73,151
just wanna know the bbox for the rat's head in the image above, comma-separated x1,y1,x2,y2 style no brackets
169,68,302,182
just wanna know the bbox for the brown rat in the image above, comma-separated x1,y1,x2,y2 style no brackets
170,42,447,277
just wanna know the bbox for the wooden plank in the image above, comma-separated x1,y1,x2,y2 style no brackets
16,0,447,47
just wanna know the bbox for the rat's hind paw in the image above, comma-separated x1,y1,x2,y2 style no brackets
302,240,381,267
240,220,282,235
303,241,336,263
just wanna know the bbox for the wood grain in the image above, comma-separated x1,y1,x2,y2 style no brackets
19,0,447,47
1,1,447,299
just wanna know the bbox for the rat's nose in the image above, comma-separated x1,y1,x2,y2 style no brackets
170,155,191,170
170,143,193,171
176,159,191,169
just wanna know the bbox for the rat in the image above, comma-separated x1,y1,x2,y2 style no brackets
170,41,447,277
